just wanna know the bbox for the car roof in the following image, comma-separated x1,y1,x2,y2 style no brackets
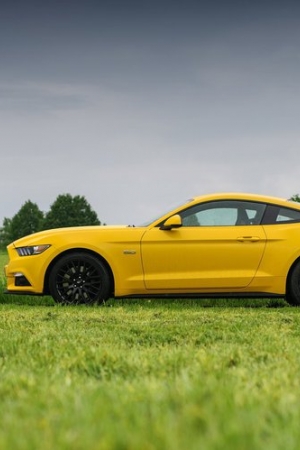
190,192,300,210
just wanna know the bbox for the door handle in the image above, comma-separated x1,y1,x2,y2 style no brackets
237,236,260,242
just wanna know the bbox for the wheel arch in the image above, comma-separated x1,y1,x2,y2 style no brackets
287,257,300,287
43,248,115,296
286,256,300,303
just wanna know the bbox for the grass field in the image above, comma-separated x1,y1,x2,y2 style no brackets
1,251,300,449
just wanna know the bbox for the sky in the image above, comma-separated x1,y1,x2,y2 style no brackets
1,0,300,226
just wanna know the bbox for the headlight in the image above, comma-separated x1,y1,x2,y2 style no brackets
16,245,51,256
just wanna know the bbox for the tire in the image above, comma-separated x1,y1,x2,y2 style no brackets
49,252,111,305
286,262,300,306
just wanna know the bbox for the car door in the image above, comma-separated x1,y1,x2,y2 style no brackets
141,200,267,290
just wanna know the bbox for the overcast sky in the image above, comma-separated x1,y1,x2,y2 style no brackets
1,0,300,226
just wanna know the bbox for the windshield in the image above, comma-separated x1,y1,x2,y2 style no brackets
137,198,194,227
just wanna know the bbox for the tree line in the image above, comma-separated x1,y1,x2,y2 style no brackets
0,193,102,249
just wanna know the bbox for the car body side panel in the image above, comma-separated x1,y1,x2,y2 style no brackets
258,224,300,277
229,223,300,296
5,226,147,295
140,225,267,290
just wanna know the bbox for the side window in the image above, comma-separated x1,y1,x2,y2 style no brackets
181,201,266,227
196,207,237,226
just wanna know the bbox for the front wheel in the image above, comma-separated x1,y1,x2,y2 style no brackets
49,252,111,305
286,262,300,306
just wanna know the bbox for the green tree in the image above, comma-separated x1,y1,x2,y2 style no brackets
43,193,100,229
1,201,44,246
290,194,300,203
0,218,12,249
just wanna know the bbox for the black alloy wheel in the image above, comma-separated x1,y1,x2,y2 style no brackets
49,252,111,305
287,261,300,306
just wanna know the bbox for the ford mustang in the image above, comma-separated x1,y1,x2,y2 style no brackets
4,192,300,305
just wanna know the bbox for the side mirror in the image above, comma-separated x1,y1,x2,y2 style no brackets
160,214,182,230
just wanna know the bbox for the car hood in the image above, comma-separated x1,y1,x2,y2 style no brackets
8,224,145,248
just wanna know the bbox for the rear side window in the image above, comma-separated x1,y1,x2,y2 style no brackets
277,207,300,222
263,205,300,224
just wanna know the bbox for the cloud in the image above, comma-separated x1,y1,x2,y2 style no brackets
0,83,90,112
1,0,300,227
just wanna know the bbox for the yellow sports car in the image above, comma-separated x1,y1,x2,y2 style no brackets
4,192,300,305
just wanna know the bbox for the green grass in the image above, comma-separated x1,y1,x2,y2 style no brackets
1,304,300,450
0,250,7,269
1,251,300,449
